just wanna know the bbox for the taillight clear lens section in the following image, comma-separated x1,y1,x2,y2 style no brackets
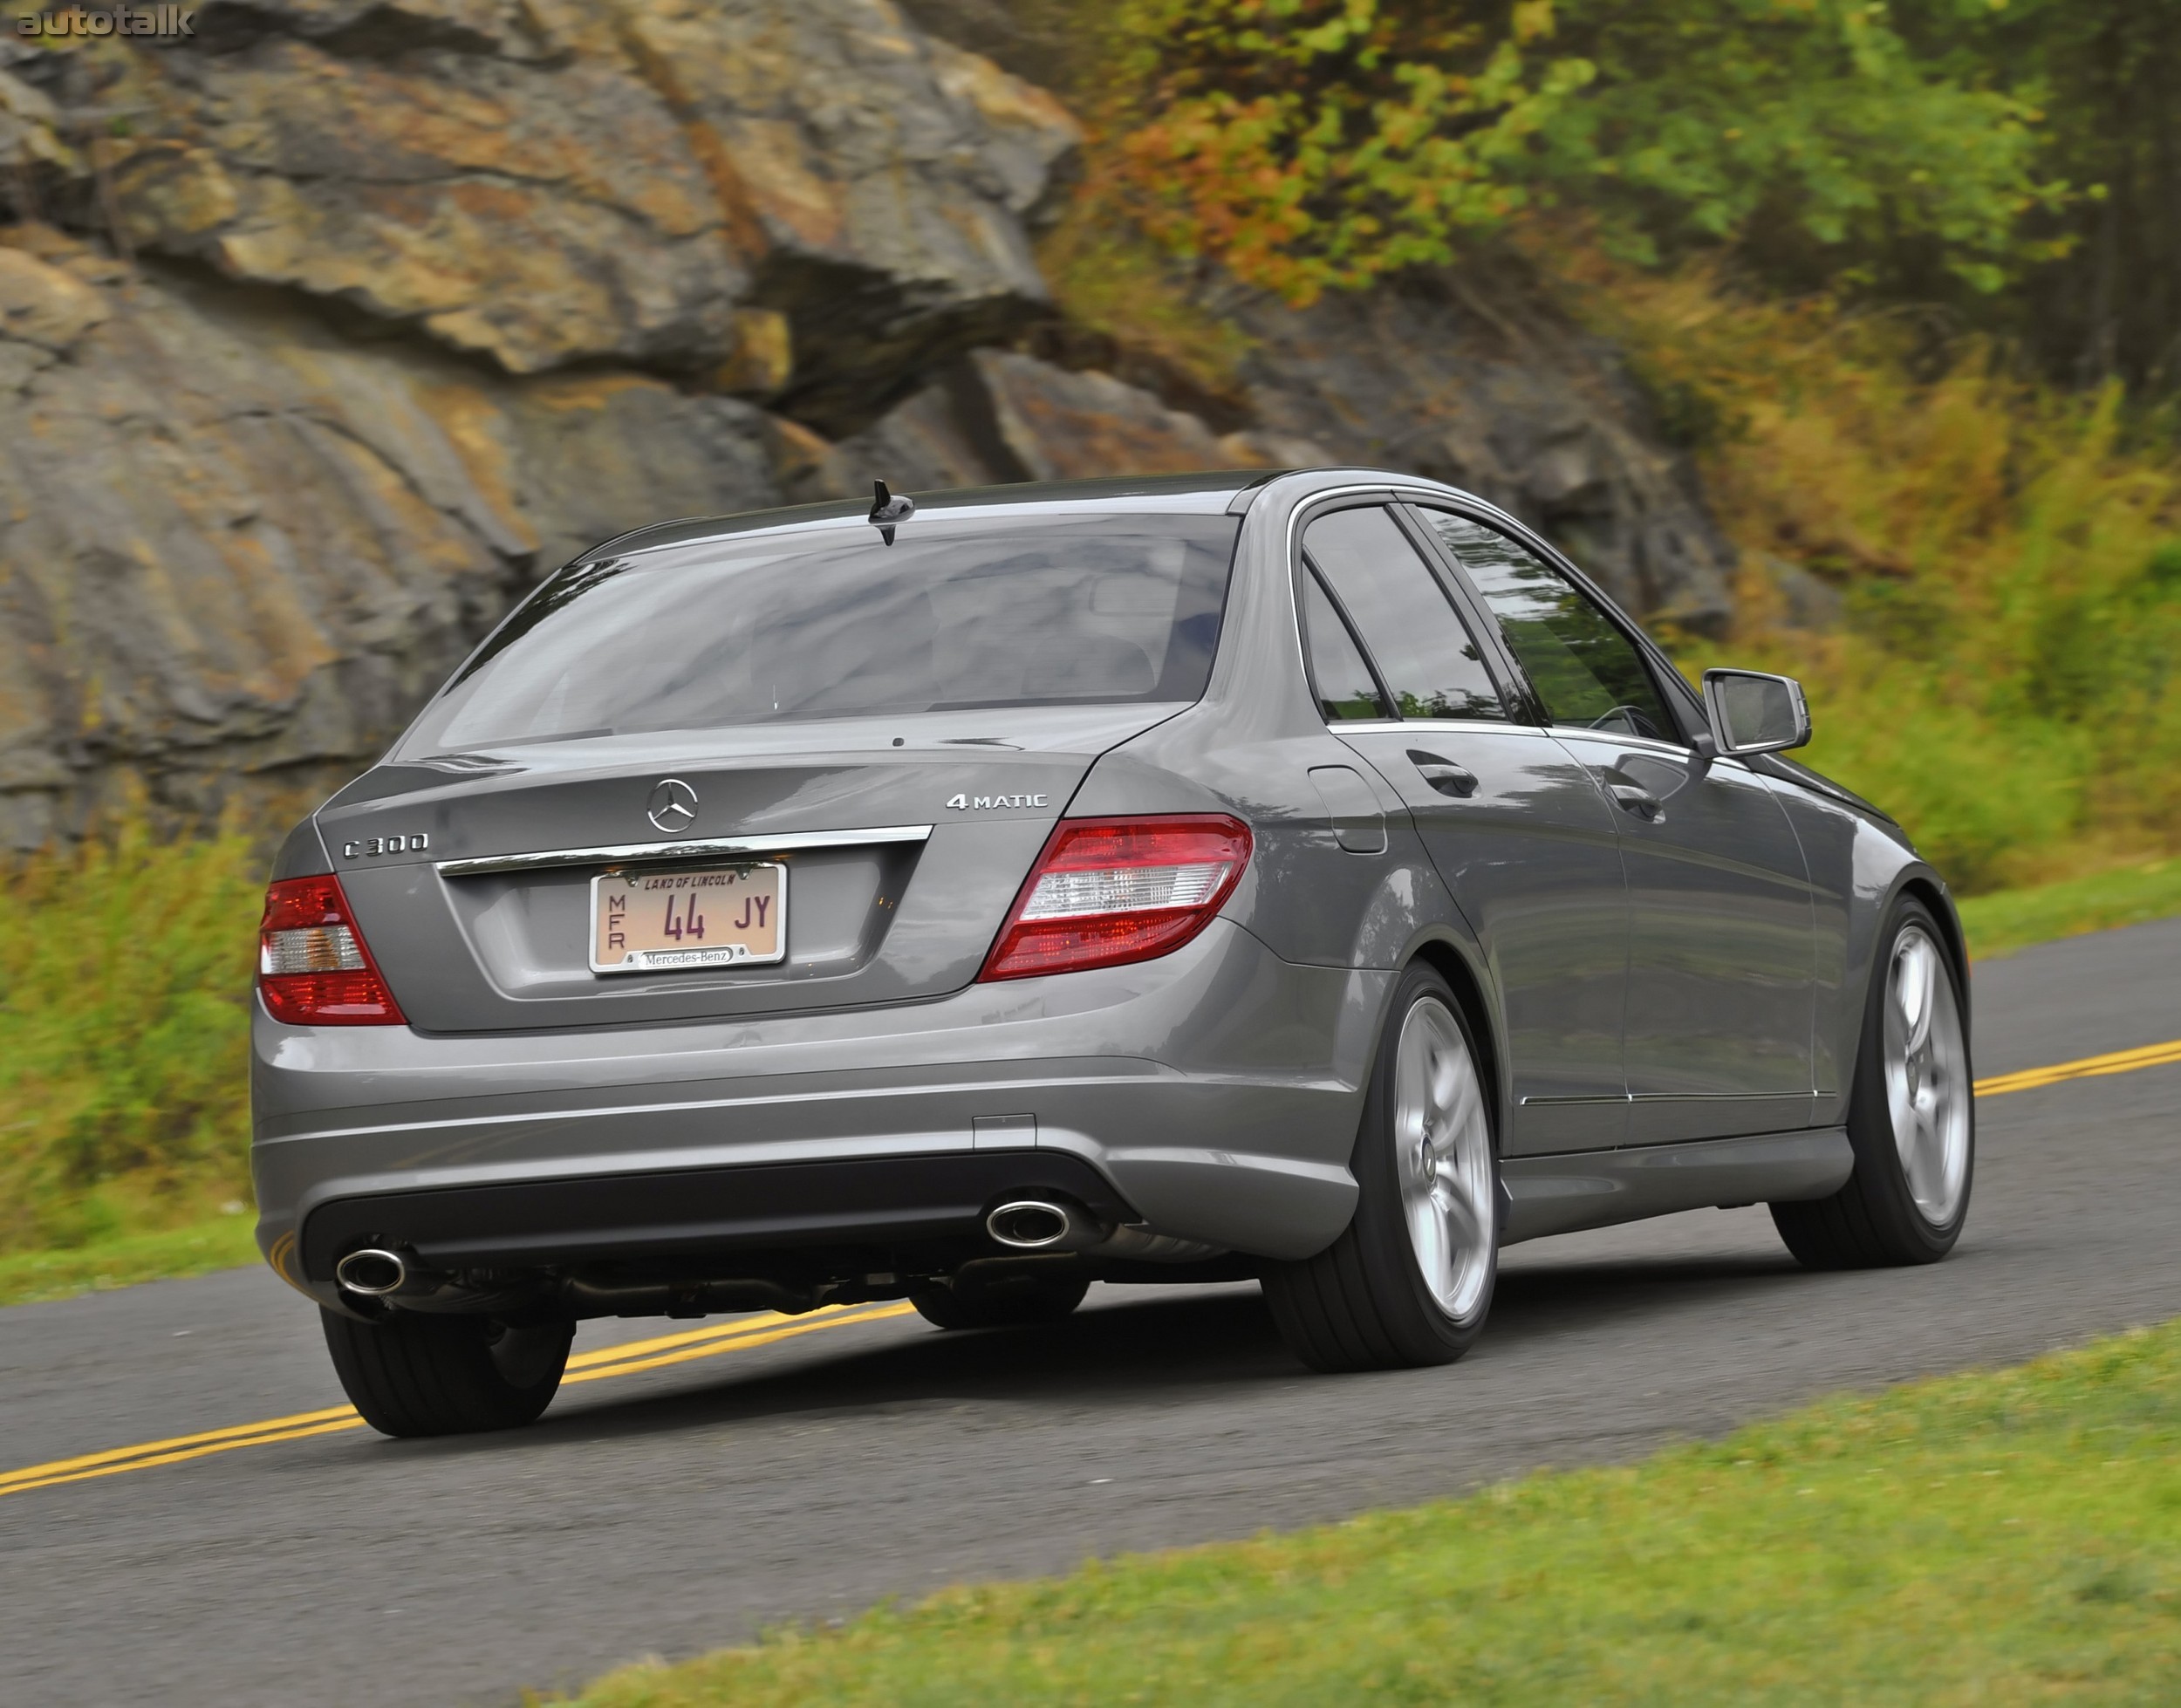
980,816,1252,981
257,875,406,1026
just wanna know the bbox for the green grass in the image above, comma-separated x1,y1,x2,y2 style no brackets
1959,857,2181,962
562,1322,2181,1705
0,825,259,1258
0,1212,260,1308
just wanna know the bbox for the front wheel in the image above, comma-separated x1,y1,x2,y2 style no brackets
322,1308,573,1438
1264,965,1499,1372
1772,896,1974,1268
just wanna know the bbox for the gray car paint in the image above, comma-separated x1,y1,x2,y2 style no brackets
318,702,1186,1032
1332,722,1635,1154
1551,728,1818,1144
251,467,1954,1315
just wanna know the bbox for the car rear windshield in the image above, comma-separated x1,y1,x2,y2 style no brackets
398,513,1241,754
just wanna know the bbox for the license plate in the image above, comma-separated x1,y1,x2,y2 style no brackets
589,864,786,974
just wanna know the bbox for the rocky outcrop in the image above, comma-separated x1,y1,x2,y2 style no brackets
810,348,1254,495
0,0,1084,845
0,226,790,844
7,0,1077,427
0,1,1735,849
1209,270,1736,631
817,276,1738,632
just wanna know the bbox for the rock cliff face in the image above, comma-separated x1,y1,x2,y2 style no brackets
0,225,788,843
0,1,1733,848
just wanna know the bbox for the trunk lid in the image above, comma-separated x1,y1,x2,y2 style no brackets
322,705,1175,1033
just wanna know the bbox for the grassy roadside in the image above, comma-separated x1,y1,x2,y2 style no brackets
562,1320,2181,1705
0,1213,260,1308
1958,857,2181,962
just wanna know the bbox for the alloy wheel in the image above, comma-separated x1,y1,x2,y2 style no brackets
1393,996,1495,1321
1883,925,1971,1226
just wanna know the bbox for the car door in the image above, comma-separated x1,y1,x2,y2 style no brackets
1296,502,1631,1155
1413,506,1819,1144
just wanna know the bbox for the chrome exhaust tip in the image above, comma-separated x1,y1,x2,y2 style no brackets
335,1247,409,1296
986,1199,1104,1252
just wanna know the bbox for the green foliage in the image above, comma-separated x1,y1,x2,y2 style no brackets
1895,0,2181,392
1573,258,2181,892
1102,0,2063,304
0,826,261,1253
562,1319,2181,1705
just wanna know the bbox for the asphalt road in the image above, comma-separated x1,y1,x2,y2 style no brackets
4,919,2179,1706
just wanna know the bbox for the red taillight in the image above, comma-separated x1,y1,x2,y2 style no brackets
979,815,1252,981
256,875,407,1026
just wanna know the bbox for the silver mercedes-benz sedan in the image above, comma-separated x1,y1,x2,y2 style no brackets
251,468,1973,1436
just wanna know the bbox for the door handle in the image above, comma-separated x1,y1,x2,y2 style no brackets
1407,750,1479,798
1609,782,1663,820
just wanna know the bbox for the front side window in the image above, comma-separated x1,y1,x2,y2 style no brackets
1420,510,1677,742
398,514,1240,755
1301,507,1507,722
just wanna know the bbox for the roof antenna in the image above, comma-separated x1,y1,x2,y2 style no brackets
868,479,915,546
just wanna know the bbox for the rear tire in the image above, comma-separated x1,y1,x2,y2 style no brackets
1771,895,1974,1268
322,1308,573,1438
1263,965,1499,1372
911,1270,1089,1329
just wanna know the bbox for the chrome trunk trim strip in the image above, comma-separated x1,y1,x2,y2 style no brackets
435,824,934,878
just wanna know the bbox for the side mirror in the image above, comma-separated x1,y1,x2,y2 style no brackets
1702,668,1812,756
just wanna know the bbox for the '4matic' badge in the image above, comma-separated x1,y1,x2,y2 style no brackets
946,793,1049,810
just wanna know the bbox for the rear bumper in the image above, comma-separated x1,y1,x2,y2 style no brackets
253,921,1386,1307
297,1150,1136,1283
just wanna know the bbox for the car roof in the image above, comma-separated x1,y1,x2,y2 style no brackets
585,470,1293,564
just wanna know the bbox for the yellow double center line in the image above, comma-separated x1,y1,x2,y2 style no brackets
0,1301,914,1501
1972,1037,2181,1098
4,1036,2177,1502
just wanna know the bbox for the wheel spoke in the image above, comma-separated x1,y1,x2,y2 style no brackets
1437,1167,1485,1255
1894,937,1934,1056
1440,1060,1480,1147
1406,1192,1449,1294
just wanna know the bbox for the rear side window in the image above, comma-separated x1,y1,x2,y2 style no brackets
1421,511,1678,742
1301,570,1390,721
1301,507,1506,722
400,515,1240,753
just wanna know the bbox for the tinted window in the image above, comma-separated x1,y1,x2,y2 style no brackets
400,515,1239,753
1421,511,1677,741
1302,507,1506,721
1302,570,1389,721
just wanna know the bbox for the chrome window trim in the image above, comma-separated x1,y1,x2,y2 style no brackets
1281,483,1398,717
1284,482,1537,734
1553,728,1756,774
435,823,935,878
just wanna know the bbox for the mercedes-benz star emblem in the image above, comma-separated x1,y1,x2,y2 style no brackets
646,777,699,835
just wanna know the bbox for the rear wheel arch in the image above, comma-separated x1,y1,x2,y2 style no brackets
1405,935,1507,1151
